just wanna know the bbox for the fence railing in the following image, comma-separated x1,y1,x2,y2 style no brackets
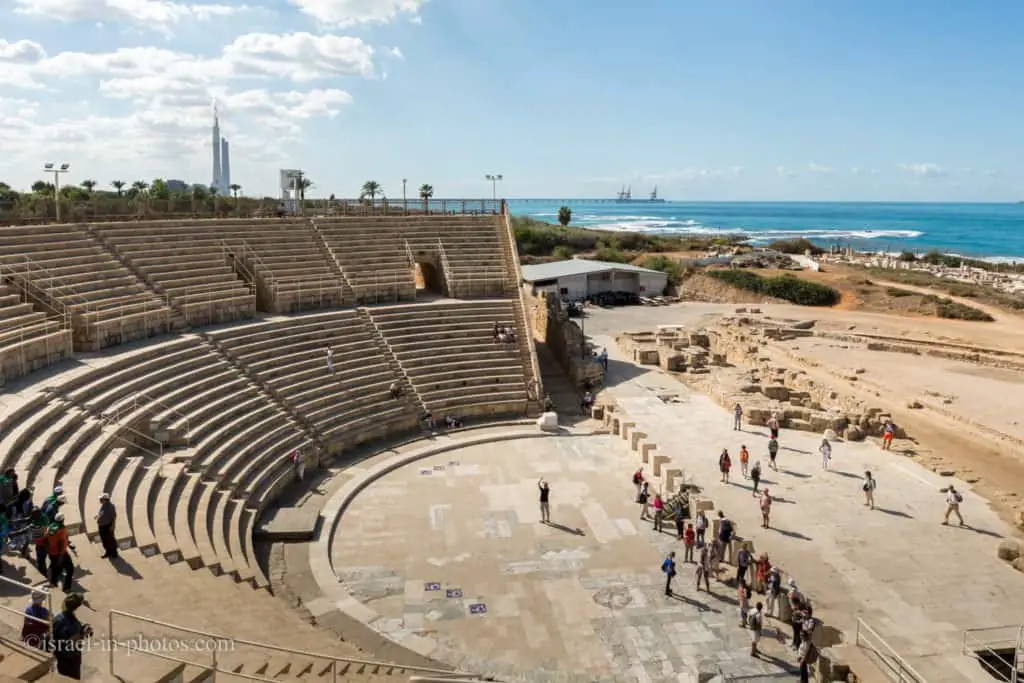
105,392,190,448
310,198,503,216
271,275,347,310
107,609,475,682
501,211,544,402
0,319,69,388
963,624,1023,683
855,618,928,683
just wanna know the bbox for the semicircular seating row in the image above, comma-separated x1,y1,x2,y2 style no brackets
0,300,530,590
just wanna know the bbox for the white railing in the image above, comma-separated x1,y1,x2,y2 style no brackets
0,571,54,645
309,220,357,300
436,238,455,297
107,609,475,682
271,275,347,312
0,256,82,328
963,624,1023,683
105,392,190,447
855,618,928,683
176,284,255,327
0,320,69,388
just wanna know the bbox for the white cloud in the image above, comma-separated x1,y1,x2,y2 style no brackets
287,0,425,27
899,163,947,178
776,166,796,177
223,32,375,80
13,0,245,33
0,39,47,64
807,162,833,175
389,46,404,59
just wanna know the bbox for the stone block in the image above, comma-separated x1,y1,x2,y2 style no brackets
630,431,647,452
764,385,791,401
537,412,559,432
997,539,1022,562
591,405,605,420
640,442,657,464
652,454,670,477
621,421,636,441
694,499,715,512
665,467,683,491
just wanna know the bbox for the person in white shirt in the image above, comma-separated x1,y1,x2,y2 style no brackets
325,347,334,374
819,438,831,470
943,486,965,526
862,471,876,509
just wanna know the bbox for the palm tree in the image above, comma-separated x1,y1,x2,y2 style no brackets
81,179,97,195
111,180,126,197
298,178,312,202
558,206,572,226
419,184,434,200
229,183,241,200
360,180,381,201
129,180,148,198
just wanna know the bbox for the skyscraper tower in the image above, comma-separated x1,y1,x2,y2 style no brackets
211,103,222,192
221,137,231,194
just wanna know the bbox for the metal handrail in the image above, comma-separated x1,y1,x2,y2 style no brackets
0,259,77,329
110,392,190,447
855,618,928,683
309,219,357,299
963,624,1023,683
107,609,470,680
501,210,544,401
436,238,455,297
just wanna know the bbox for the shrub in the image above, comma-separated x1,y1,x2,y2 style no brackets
898,251,917,262
640,254,684,286
595,245,630,263
707,269,840,306
885,287,916,297
767,238,824,255
934,299,994,322
553,245,573,260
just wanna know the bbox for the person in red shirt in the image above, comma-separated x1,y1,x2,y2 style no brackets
739,445,750,478
719,449,732,484
683,523,696,563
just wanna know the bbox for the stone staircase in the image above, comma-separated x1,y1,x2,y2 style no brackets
358,308,428,416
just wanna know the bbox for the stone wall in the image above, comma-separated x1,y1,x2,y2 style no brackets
525,289,603,389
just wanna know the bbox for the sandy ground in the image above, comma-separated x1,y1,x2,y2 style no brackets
581,302,1024,532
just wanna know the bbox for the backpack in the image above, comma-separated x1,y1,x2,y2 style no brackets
747,610,762,631
954,491,963,503
661,558,674,575
632,472,641,485
721,519,733,538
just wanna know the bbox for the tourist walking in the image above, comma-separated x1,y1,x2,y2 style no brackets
325,346,334,374
768,412,780,440
748,602,764,657
95,493,118,560
798,620,819,683
738,582,751,628
719,449,732,484
760,489,772,528
538,479,551,523
788,580,808,650
52,593,92,680
768,437,779,471
639,482,650,520
694,509,708,547
21,593,49,651
739,445,750,478
44,514,75,592
662,551,677,597
717,511,735,563
733,403,743,430
819,438,832,470
652,493,665,532
27,509,49,576
750,461,762,496
882,420,895,450
598,348,609,371
943,485,965,526
736,545,752,586
709,538,723,580
683,523,696,562
696,544,711,592
765,567,782,618
290,449,305,482
863,471,876,509
674,503,685,539
632,467,644,500
754,553,772,594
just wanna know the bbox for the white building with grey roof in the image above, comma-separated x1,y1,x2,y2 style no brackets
520,259,668,300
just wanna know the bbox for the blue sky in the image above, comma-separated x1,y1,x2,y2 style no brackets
1,0,1022,201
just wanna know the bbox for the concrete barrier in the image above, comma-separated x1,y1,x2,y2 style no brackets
630,431,647,452
665,468,683,491
652,454,670,477
640,442,657,464
620,421,637,442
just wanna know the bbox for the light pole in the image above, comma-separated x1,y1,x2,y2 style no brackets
402,178,407,209
43,162,70,223
485,173,503,201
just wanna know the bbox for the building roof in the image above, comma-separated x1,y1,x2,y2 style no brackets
520,259,667,282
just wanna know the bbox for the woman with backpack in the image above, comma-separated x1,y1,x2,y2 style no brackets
767,438,779,471
718,449,732,484
638,482,650,520
694,510,708,547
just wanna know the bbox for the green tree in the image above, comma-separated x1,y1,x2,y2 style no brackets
553,245,574,260
80,179,97,195
129,180,149,198
111,180,126,196
31,180,52,195
298,178,312,201
191,185,207,201
229,183,241,200
150,179,170,200
419,183,434,200
558,206,572,226
360,180,381,200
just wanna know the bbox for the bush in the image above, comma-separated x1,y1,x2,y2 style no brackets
899,251,918,262
641,254,684,286
767,238,824,255
553,245,573,260
595,245,630,263
708,269,840,306
885,287,916,297
934,299,994,322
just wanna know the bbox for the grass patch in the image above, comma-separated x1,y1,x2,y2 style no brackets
934,299,994,322
865,267,1024,311
707,269,840,306
640,254,685,286
885,287,917,297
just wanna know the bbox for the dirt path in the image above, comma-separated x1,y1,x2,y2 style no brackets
871,278,1016,325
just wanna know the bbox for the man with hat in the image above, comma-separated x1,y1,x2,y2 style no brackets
41,486,65,519
21,592,50,650
52,592,92,680
44,512,75,591
95,492,118,560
